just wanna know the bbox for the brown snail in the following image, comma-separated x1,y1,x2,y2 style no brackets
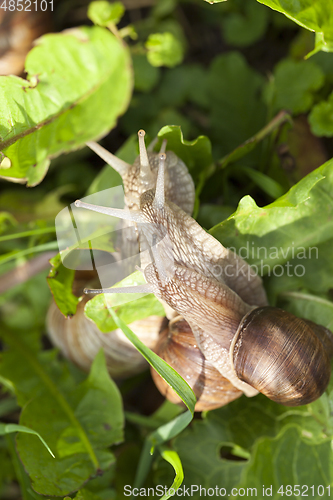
151,316,243,411
47,271,164,378
73,132,333,409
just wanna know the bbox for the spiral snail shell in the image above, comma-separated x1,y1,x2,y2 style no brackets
151,316,243,411
231,306,333,406
73,132,333,409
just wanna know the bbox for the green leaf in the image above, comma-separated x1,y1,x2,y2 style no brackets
156,125,213,184
309,91,333,137
210,159,333,276
133,411,193,491
5,434,46,500
0,337,124,497
308,32,333,57
152,0,178,19
146,32,184,68
0,26,132,186
84,271,165,332
156,390,333,496
207,52,266,157
266,59,324,114
74,489,107,500
221,1,269,47
257,0,333,52
263,235,333,300
156,64,209,108
87,1,125,26
47,253,80,318
0,423,54,458
236,426,332,499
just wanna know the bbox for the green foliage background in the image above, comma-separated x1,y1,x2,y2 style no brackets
0,0,333,499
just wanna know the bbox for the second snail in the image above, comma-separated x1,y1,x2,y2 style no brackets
48,130,333,411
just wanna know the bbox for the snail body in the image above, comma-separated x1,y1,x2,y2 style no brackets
75,141,333,408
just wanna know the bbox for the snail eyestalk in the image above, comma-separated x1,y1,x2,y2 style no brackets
138,129,152,181
84,284,154,295
86,141,130,176
74,200,143,223
153,153,166,212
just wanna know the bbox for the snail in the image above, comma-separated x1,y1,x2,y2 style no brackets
74,135,333,408
47,270,165,378
151,316,243,411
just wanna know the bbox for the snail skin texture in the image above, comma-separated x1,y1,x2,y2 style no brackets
72,130,333,409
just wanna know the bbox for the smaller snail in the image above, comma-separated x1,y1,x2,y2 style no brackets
75,149,333,407
47,271,164,378
151,316,242,411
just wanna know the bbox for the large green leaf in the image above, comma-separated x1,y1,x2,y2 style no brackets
257,0,333,53
0,26,132,186
210,159,333,278
235,426,332,499
155,390,333,498
0,335,124,497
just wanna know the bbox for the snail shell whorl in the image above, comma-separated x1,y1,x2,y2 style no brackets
231,306,333,406
47,293,163,379
151,317,242,411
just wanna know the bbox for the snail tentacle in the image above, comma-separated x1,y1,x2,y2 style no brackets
86,141,130,175
85,284,154,295
152,153,166,212
74,200,142,223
